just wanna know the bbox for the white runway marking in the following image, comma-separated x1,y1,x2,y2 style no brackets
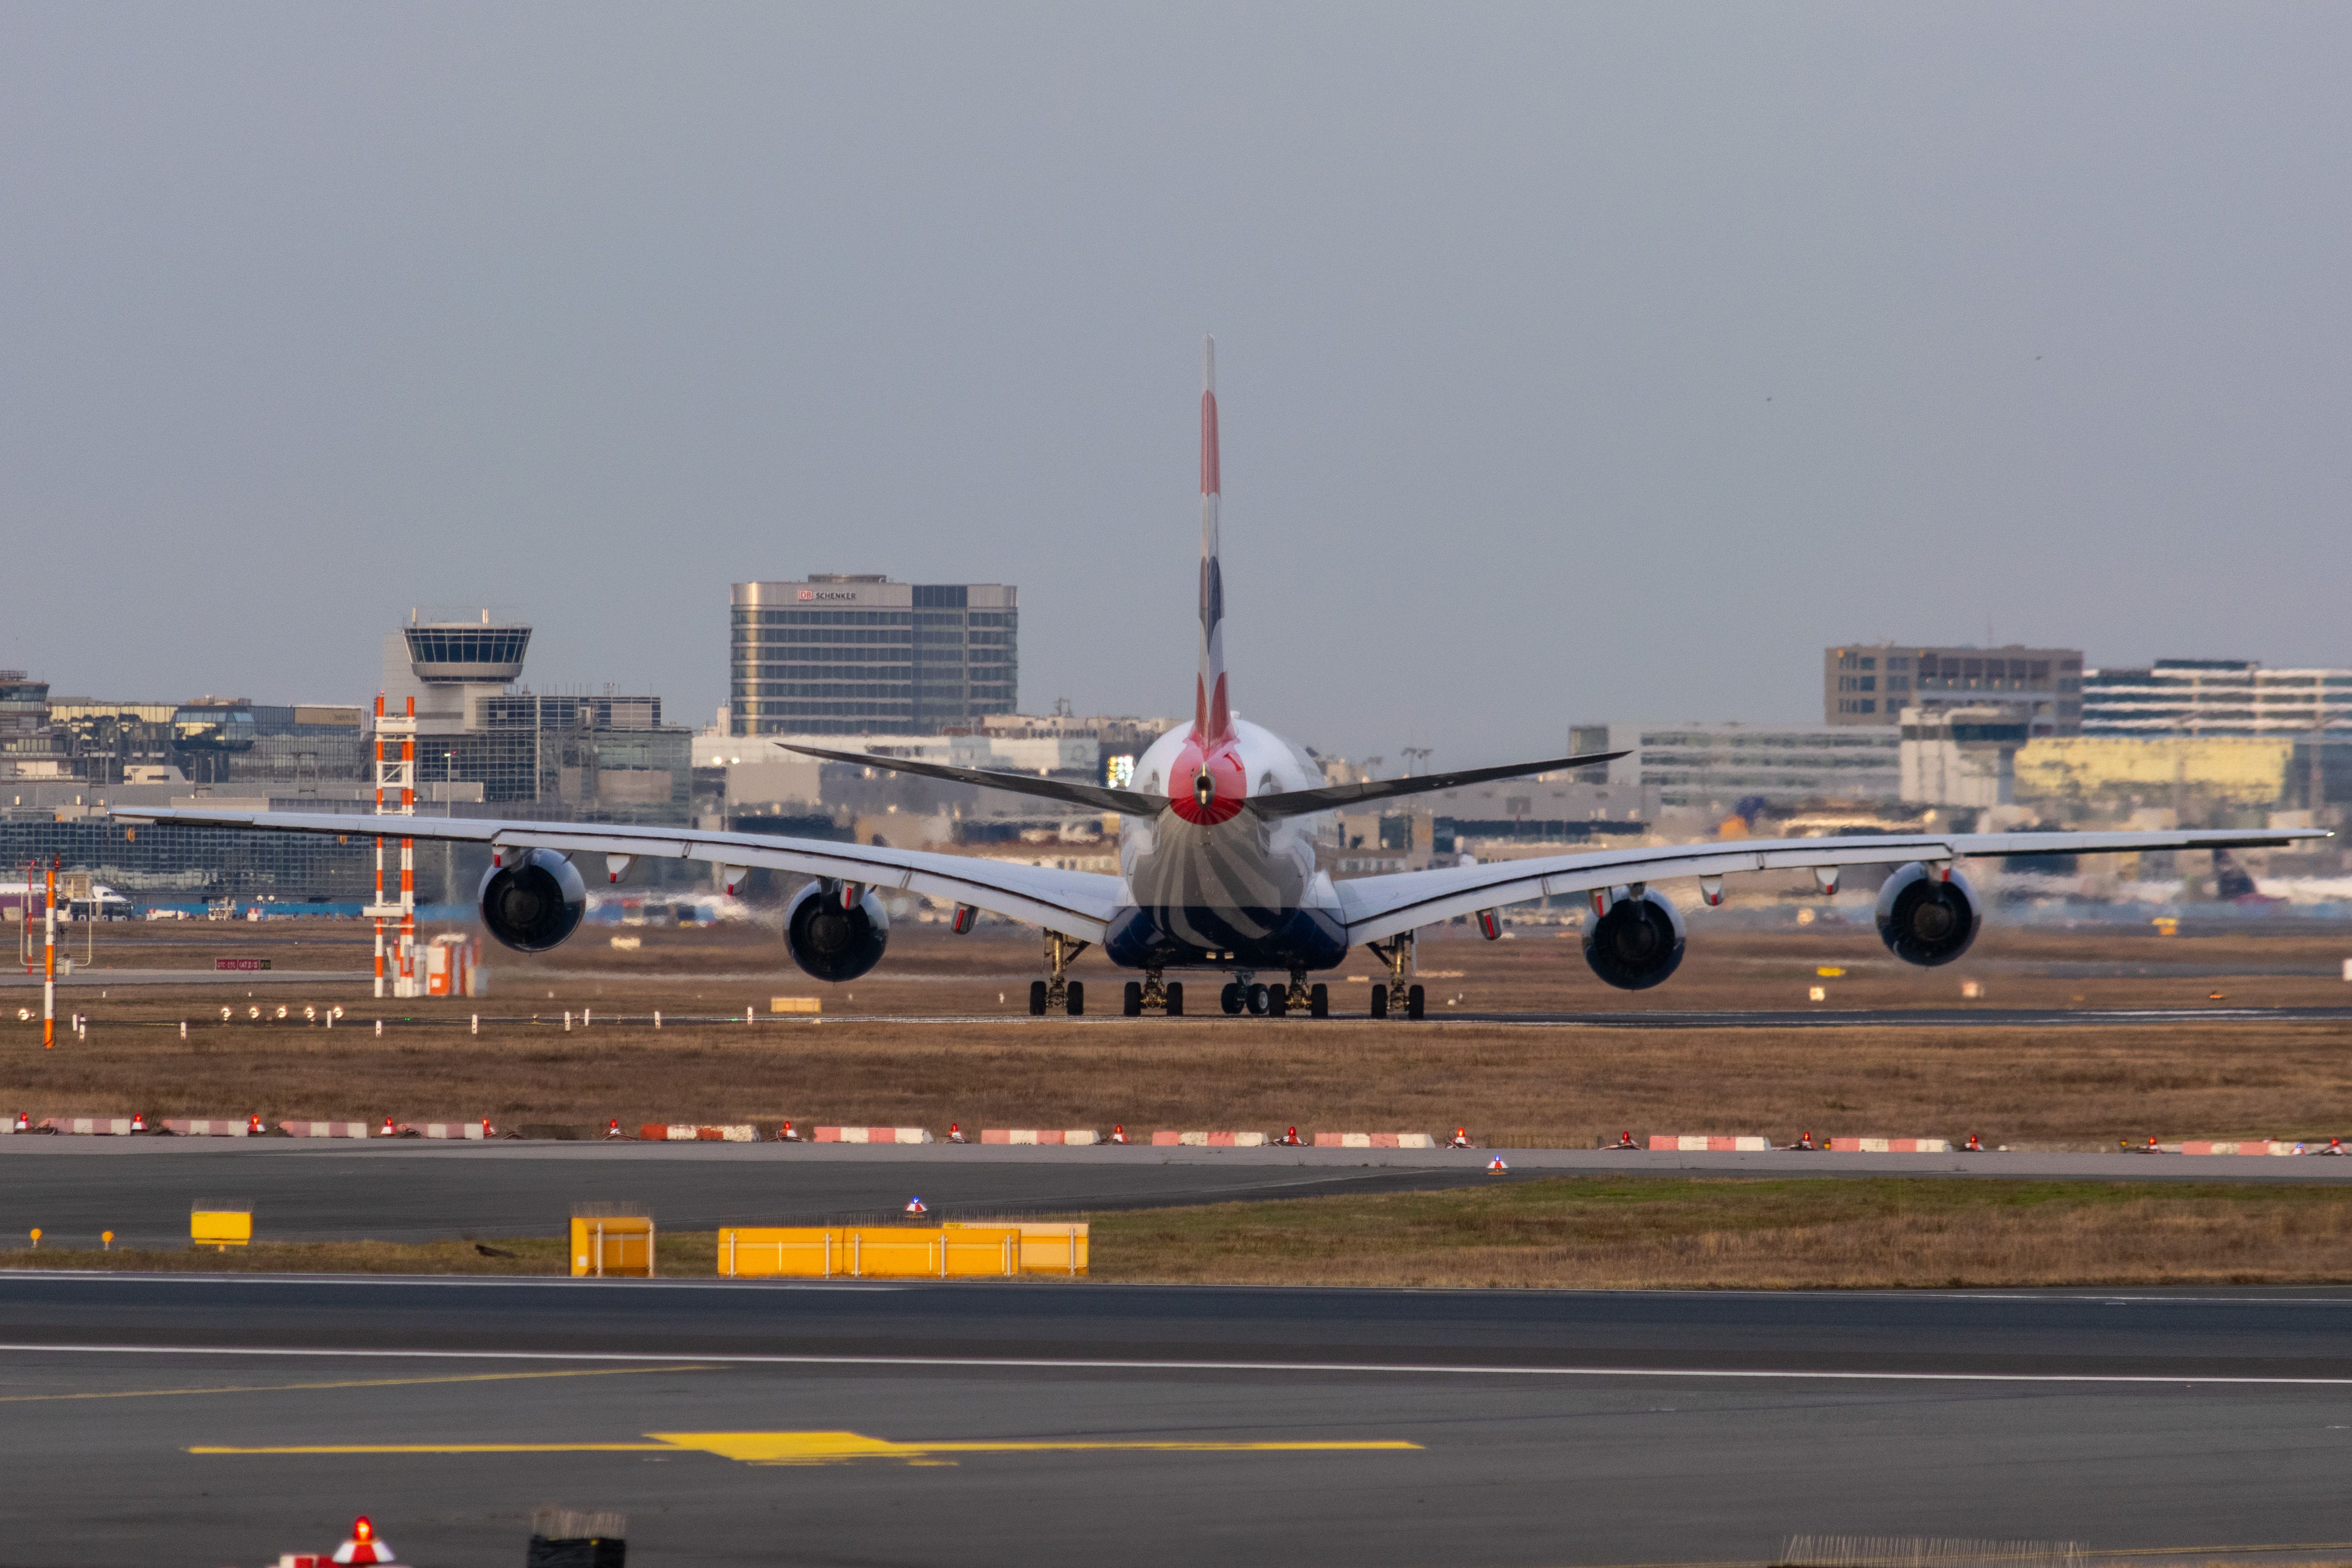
5,1342,2352,1386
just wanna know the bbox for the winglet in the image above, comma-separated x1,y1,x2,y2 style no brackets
1197,335,1232,743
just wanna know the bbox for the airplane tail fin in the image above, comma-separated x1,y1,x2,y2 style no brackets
1197,335,1233,745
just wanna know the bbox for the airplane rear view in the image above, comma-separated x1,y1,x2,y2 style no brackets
114,341,2332,1020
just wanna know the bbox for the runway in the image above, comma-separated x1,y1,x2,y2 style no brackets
6,1139,2350,1250
3,1274,2350,1565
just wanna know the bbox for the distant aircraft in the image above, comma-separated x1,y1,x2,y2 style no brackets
0,881,131,921
116,341,2330,1017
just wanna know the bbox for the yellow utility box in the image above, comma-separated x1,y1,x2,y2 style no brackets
948,1220,1089,1276
570,1205,655,1277
718,1225,1026,1279
770,996,820,1014
190,1204,252,1250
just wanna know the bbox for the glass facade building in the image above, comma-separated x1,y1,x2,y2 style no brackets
730,575,1018,736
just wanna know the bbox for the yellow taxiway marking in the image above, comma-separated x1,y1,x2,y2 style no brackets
193,1430,1424,1467
4,1364,715,1405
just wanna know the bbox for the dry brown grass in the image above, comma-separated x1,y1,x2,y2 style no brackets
7,1178,2351,1291
1088,1177,2352,1289
9,924,2352,1145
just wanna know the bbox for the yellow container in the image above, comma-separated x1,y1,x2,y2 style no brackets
190,1208,252,1249
570,1214,656,1277
717,1225,1024,1279
948,1220,1089,1275
770,996,821,1014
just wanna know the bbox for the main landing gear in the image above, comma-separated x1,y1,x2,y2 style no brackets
1217,971,1329,1018
1365,932,1426,1020
1121,970,1186,1017
1028,932,1089,1017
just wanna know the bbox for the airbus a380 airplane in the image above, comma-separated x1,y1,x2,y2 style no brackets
117,340,2328,1020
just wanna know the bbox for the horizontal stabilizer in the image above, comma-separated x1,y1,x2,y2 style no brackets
1247,751,1630,820
780,744,1161,816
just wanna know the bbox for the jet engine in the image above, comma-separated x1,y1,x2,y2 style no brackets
476,848,587,953
1582,887,1686,990
784,879,891,983
1875,862,1982,967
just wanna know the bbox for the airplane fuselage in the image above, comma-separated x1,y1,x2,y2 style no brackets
1103,716,1349,973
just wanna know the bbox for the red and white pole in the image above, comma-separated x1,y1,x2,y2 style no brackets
399,697,415,991
373,694,386,1000
42,858,56,1049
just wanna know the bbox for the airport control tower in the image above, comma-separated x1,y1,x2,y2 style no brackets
378,615,534,736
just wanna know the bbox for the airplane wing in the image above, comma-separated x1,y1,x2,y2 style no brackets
1249,750,1630,819
106,806,1123,941
779,744,1160,816
1335,826,2333,945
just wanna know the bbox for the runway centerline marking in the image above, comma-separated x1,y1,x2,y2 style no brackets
15,1344,2352,1386
189,1429,1424,1466
0,1363,716,1404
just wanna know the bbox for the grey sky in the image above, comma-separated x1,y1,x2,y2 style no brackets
4,5,2346,765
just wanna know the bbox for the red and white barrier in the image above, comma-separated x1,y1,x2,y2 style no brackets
163,1119,249,1137
43,1117,134,1136
2180,1140,2302,1156
980,1129,1100,1146
402,1122,488,1141
812,1126,935,1145
1150,1131,1270,1147
1649,1134,1771,1152
282,1121,371,1139
1311,1132,1438,1149
1827,1137,1951,1153
639,1123,758,1142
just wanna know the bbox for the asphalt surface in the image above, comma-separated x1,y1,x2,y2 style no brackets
4,1275,2352,1566
10,1140,2352,1249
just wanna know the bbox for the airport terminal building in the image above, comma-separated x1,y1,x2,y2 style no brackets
731,575,1018,736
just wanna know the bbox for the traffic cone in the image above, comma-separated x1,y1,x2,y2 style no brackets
11,1113,25,1133
904,1195,927,1215
948,1122,966,1143
1450,1126,1471,1148
604,1118,624,1138
1964,1133,1983,1152
379,1116,397,1138
130,1112,148,1133
2325,1138,2346,1156
1487,1155,1508,1173
1612,1130,1636,1150
246,1113,263,1134
1280,1126,1301,1146
778,1119,800,1141
331,1514,395,1564
1111,1124,1127,1144
481,1117,494,1138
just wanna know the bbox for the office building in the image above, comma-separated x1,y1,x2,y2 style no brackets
730,575,1018,736
1573,722,1901,810
1825,644,2083,735
2081,659,2352,737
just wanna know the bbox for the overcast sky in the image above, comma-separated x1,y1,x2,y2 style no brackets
3,5,2346,764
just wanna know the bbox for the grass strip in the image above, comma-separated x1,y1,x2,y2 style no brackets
11,1178,2352,1288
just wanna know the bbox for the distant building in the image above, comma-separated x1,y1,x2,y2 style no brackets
1574,722,1900,810
1824,644,2083,735
1900,705,2025,808
2081,659,2352,738
379,620,691,822
731,575,1018,737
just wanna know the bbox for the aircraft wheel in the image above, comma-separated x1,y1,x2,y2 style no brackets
1220,983,1243,1015
1122,981,1143,1017
1028,980,1048,1016
1308,983,1329,1018
1066,980,1085,1017
1165,981,1184,1016
1406,983,1426,1021
1266,985,1288,1018
1246,983,1271,1016
1370,983,1388,1019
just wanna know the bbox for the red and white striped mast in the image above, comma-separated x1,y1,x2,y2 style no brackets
369,694,418,998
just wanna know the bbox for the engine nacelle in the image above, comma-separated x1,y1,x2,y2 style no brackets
784,879,891,983
1875,862,1982,967
476,848,587,953
1582,887,1686,990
